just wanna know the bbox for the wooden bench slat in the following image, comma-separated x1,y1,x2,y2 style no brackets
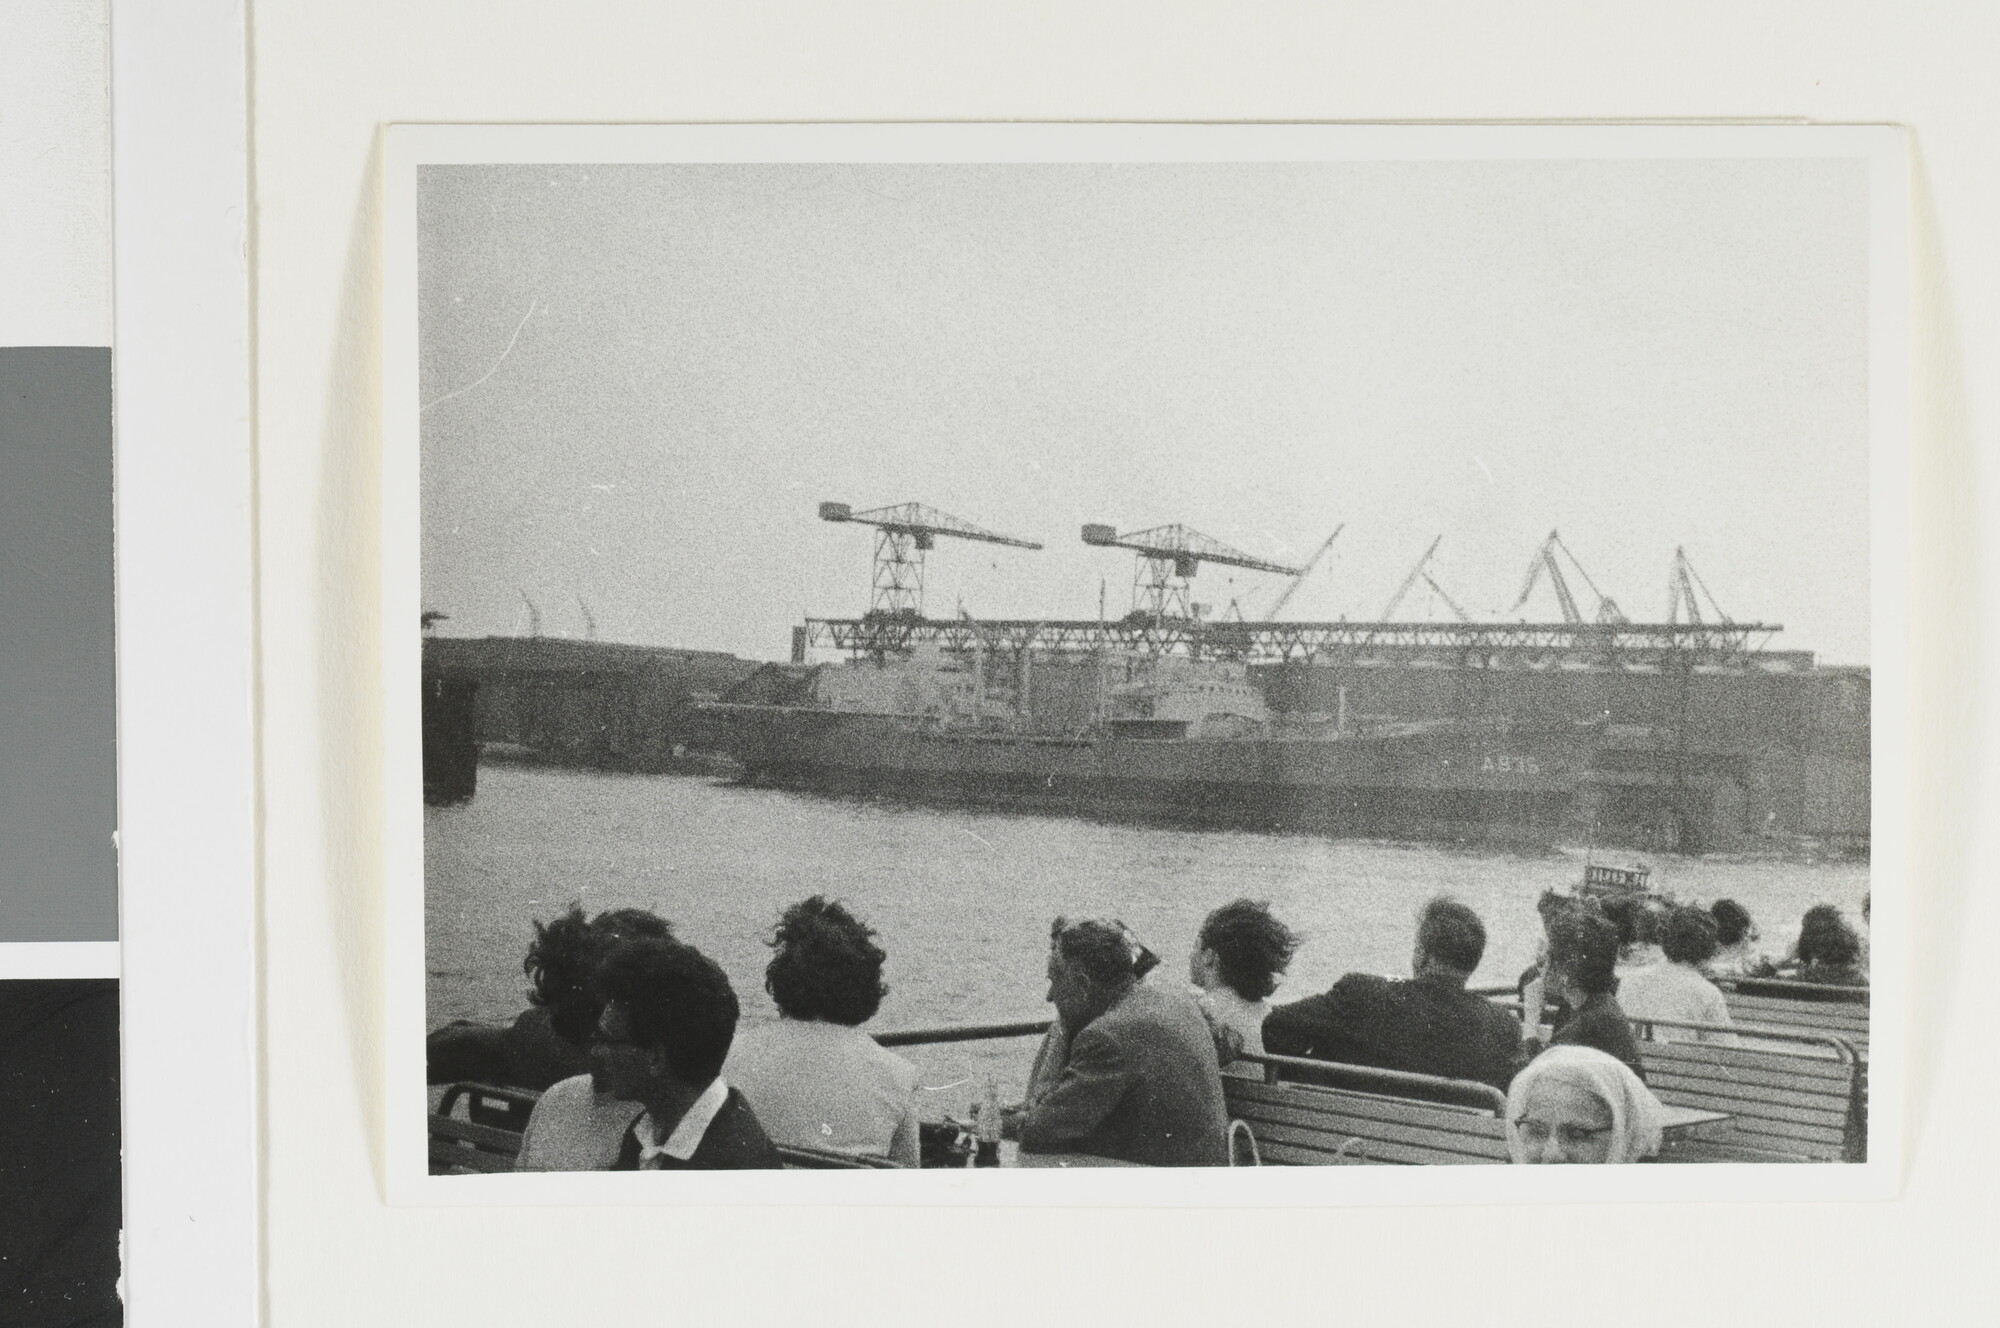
428,1139,517,1173
1228,1079,1504,1127
1649,1085,1852,1124
1258,1140,1370,1167
1660,1139,1819,1164
1244,1119,1506,1166
1641,1041,1854,1076
430,1115,527,1152
1642,1056,1855,1092
1661,1109,1849,1147
1230,1100,1509,1160
1646,1071,1856,1113
1648,1081,1852,1128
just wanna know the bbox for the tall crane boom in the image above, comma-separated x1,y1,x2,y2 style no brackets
819,500,1042,619
1667,546,1731,626
1265,525,1344,620
1082,522,1301,625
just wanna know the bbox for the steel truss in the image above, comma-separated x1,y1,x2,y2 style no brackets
803,616,1803,671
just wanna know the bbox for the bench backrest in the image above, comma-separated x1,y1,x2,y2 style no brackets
1718,982,1870,1060
1223,1054,1511,1166
1633,1020,1862,1162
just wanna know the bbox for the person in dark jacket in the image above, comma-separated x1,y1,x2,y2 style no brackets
590,937,783,1170
1019,918,1229,1166
1263,896,1523,1093
1543,909,1647,1080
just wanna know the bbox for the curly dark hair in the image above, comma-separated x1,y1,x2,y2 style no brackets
591,938,739,1085
1796,904,1862,968
523,903,674,1045
1548,910,1620,996
1597,895,1643,952
1197,899,1300,1002
1710,899,1753,947
765,896,889,1025
1661,906,1721,966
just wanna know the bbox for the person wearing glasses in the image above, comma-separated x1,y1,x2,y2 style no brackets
1507,1045,1666,1165
589,938,783,1170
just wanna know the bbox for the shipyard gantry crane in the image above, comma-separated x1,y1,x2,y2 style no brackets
1082,521,1302,626
819,501,1043,620
1512,530,1628,625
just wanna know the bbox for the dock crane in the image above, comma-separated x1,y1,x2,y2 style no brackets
1511,530,1628,625
1666,546,1732,625
1378,535,1471,622
1263,525,1344,620
819,501,1043,619
1081,522,1302,625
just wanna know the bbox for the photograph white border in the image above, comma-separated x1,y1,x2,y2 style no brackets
382,121,1908,1207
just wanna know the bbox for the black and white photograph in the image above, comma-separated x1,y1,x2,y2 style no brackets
387,124,1906,1198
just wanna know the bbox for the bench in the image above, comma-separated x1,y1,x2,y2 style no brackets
1717,980,1870,1061
1223,1054,1512,1166
430,1082,540,1174
428,1083,911,1172
1631,1019,1864,1162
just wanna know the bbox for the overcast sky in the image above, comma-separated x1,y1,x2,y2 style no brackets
418,156,1870,664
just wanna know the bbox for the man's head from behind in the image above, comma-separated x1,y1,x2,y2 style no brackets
1412,896,1486,981
588,937,738,1104
1046,917,1140,1032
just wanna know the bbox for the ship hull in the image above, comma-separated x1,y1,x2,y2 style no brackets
705,706,1589,843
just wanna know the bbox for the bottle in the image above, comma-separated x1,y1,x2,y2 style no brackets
974,1075,1002,1168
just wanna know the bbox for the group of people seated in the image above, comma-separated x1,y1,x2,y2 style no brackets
426,887,1866,1170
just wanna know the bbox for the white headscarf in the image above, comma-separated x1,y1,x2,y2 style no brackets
1506,1044,1667,1164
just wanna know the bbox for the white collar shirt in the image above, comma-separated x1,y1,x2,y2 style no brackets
632,1076,730,1168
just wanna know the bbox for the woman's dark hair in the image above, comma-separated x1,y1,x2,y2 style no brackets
1597,895,1643,952
1548,911,1620,996
524,903,674,1045
592,938,738,1085
1797,904,1862,969
1710,899,1753,947
1661,907,1721,966
765,896,888,1025
1197,899,1301,1001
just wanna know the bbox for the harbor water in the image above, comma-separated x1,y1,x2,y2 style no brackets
427,762,1869,1117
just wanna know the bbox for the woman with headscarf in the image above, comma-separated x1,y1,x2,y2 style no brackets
1507,1045,1668,1165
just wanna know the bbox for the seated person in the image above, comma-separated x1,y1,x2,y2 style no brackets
1019,918,1228,1167
1542,910,1646,1080
589,937,783,1170
1263,896,1521,1093
1517,890,1579,1031
1748,904,1869,991
1506,1045,1666,1165
1019,919,1161,1113
1794,905,1869,988
1188,899,1300,1075
427,904,672,1091
725,897,919,1167
1706,898,1761,977
1614,907,1737,1044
